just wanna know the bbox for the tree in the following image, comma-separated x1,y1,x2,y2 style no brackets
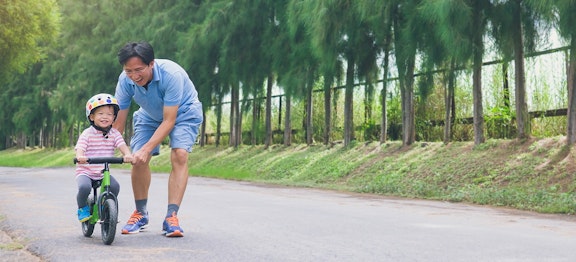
0,0,59,80
357,1,395,144
491,0,548,140
303,0,378,146
419,1,473,144
2,0,571,148
0,0,59,149
390,0,424,146
550,0,576,145
422,0,492,145
179,0,231,147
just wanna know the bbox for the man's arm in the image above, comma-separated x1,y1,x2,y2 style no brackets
113,109,129,135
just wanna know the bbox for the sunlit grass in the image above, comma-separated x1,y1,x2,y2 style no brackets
0,148,74,167
1,136,576,214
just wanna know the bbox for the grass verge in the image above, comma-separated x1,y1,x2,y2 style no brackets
1,137,575,214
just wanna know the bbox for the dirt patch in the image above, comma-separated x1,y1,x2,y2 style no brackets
0,229,43,262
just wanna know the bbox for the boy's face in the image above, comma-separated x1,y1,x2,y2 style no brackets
89,105,115,128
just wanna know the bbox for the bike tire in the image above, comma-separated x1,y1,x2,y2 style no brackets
82,195,95,237
100,198,118,245
82,220,95,237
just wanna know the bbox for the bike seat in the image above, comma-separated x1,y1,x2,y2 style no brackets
91,179,102,189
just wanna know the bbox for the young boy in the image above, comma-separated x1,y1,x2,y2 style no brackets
75,93,133,222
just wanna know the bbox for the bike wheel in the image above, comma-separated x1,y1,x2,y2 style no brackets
100,198,118,245
82,220,95,237
82,195,95,237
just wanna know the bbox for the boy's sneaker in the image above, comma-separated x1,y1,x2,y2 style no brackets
163,212,184,237
77,206,91,222
121,210,149,234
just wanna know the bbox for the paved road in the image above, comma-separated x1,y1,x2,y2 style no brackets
1,166,576,261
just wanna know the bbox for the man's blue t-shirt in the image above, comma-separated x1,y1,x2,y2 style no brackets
115,59,202,122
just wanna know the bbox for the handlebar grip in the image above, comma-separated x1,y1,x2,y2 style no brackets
74,157,124,164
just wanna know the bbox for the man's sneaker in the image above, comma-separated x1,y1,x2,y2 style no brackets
121,210,149,234
77,206,91,222
163,212,184,237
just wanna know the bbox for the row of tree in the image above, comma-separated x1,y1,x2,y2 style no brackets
2,0,576,150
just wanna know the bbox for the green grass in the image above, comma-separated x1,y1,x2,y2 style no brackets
2,136,576,214
0,148,74,167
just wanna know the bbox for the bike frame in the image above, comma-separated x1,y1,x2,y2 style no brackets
88,161,118,224
75,157,123,245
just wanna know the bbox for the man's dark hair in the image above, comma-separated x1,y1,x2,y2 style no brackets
117,41,155,65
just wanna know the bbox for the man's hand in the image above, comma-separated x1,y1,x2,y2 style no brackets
132,149,150,165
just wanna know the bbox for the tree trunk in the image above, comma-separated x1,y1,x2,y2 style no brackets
265,74,273,148
333,85,340,142
39,127,44,148
235,84,242,148
251,96,258,145
393,12,415,146
443,61,456,144
566,39,576,145
364,82,374,126
17,132,25,149
473,55,485,145
229,84,236,147
200,111,206,147
380,46,390,144
237,109,243,147
306,81,313,145
402,60,416,146
380,79,388,144
344,57,355,146
216,96,222,147
472,3,485,145
323,73,333,145
229,83,241,147
513,0,530,139
278,94,282,137
284,95,292,146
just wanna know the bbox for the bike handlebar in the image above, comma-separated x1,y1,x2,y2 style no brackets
74,157,124,164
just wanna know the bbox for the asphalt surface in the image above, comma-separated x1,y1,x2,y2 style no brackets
1,166,576,261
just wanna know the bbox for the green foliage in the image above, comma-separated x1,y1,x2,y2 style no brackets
386,89,403,140
0,0,60,77
0,0,60,149
0,0,572,149
485,106,515,139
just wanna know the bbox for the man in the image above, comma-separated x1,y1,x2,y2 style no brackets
113,41,203,237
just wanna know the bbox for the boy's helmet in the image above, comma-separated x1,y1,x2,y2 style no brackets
85,93,120,123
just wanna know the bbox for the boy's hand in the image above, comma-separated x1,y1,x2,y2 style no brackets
76,156,88,164
123,154,134,164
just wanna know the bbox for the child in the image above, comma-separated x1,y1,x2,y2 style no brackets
75,93,133,222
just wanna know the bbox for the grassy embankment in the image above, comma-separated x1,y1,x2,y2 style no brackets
1,136,575,214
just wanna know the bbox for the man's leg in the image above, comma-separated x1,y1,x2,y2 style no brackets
168,148,188,206
164,112,201,237
132,156,152,202
163,148,188,237
122,110,158,234
122,155,152,234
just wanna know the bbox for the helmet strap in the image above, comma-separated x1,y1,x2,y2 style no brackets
92,123,112,138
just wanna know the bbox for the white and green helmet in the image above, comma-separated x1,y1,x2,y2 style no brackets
85,93,120,123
